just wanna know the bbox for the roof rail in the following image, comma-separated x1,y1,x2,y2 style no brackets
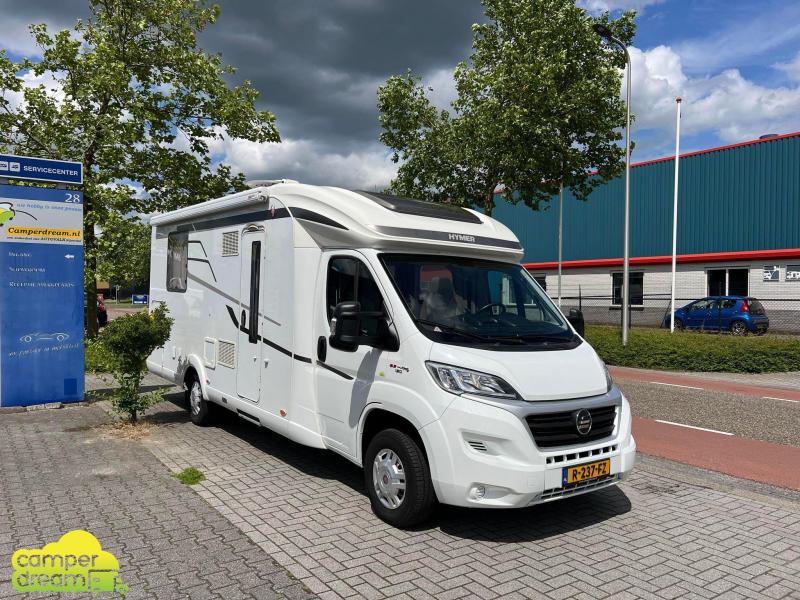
245,179,298,188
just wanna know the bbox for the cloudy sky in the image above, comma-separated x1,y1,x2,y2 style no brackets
2,0,800,189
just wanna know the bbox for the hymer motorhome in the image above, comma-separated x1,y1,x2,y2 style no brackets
147,181,636,526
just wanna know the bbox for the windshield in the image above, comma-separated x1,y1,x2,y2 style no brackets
380,254,578,349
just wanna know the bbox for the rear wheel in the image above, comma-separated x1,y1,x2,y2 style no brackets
730,321,748,336
364,429,436,528
185,372,213,426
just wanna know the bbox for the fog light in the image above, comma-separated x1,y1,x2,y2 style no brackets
474,485,486,499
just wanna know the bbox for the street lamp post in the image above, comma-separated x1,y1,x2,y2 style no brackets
670,97,682,333
558,183,563,307
593,24,632,345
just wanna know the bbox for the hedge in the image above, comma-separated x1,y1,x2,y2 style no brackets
585,325,800,373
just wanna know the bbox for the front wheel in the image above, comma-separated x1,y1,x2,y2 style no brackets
730,321,748,336
364,429,436,528
185,373,214,426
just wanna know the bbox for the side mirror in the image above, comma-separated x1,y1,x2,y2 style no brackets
329,301,398,352
567,308,585,338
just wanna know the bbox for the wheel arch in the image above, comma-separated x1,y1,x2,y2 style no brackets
359,406,430,467
180,354,208,394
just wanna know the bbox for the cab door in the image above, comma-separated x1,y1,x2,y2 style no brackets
314,252,392,457
236,227,265,402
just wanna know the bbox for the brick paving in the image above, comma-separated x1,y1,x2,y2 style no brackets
142,395,800,600
0,404,315,600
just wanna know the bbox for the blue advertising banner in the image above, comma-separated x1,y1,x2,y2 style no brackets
0,154,83,185
0,184,84,407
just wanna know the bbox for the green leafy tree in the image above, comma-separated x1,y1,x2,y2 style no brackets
96,211,152,293
100,304,173,422
378,0,635,215
0,0,280,335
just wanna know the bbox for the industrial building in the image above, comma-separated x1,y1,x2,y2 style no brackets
493,131,800,331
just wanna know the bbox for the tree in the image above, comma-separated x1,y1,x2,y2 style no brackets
378,0,635,216
0,0,280,336
96,211,151,293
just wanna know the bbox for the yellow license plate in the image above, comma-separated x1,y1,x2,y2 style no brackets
563,459,611,485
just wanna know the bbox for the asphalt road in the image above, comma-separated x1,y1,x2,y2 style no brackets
617,378,800,447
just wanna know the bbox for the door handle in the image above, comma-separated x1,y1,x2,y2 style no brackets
317,336,327,362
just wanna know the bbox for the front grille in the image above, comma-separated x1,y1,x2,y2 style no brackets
539,474,619,501
527,405,617,448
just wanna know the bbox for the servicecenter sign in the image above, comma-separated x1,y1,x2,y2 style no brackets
0,154,83,185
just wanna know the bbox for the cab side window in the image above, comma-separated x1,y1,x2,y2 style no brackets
327,257,384,319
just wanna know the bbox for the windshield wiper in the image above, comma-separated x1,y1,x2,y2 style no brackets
517,334,576,344
414,319,491,342
415,319,527,344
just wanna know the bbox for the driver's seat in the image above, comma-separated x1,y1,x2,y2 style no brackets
421,277,460,322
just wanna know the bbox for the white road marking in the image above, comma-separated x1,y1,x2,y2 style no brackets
762,396,800,404
649,381,703,390
654,420,734,436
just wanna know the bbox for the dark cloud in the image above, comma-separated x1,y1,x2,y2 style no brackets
0,0,486,186
203,0,484,146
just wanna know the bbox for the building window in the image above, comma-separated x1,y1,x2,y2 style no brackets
611,272,643,306
707,268,748,296
166,232,188,292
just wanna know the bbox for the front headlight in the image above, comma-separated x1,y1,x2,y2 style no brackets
426,361,520,400
602,361,613,392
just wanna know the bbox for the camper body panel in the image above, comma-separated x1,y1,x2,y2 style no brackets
147,183,636,521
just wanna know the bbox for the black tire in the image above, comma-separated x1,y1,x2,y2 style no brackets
185,372,213,426
364,429,436,528
730,321,748,336
674,318,684,330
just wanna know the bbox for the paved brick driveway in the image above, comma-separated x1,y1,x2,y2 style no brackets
0,404,314,600
144,396,800,600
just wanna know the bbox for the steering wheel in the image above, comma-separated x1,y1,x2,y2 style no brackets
476,302,507,318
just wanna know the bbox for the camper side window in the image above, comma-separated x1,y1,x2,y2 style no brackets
166,232,188,292
327,257,384,320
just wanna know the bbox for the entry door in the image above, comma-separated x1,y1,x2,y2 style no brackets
314,253,391,457
236,229,265,402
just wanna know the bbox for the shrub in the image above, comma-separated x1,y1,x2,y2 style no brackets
85,338,113,373
586,325,800,373
99,305,173,422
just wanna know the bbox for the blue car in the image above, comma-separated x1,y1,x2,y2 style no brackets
663,296,769,335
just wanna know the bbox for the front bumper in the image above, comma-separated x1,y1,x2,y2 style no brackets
419,388,636,508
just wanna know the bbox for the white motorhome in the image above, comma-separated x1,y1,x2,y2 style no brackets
148,181,636,526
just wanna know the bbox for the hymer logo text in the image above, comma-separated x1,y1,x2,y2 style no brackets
448,233,476,243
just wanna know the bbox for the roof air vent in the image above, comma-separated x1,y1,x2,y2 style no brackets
246,179,298,188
